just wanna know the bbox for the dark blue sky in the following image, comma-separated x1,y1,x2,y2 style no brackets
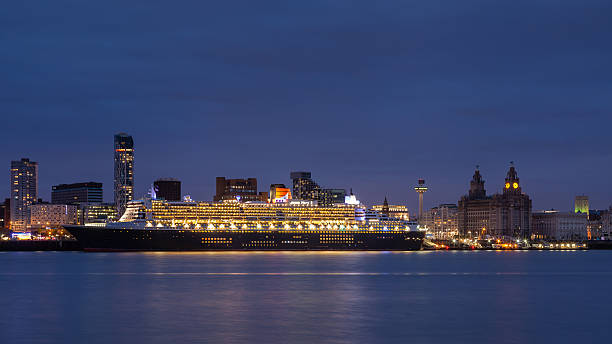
2,1,612,212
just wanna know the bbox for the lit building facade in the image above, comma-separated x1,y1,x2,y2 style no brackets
0,198,9,229
10,158,38,232
531,211,587,240
114,133,134,218
602,209,612,240
214,177,263,202
290,171,346,206
154,178,181,201
52,182,103,205
458,166,532,239
574,196,589,215
320,189,347,206
372,203,410,220
588,208,612,240
82,203,118,224
290,172,321,201
28,203,78,231
422,204,458,239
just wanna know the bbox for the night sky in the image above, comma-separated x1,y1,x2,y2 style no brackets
2,1,611,212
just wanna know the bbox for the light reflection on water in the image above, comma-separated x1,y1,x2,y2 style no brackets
0,251,610,344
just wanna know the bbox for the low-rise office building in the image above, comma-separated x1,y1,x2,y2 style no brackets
82,203,118,224
52,182,103,204
28,203,78,231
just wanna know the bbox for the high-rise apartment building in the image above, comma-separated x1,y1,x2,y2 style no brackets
114,133,134,217
290,172,321,201
457,165,532,239
10,158,38,232
154,178,181,201
52,182,103,205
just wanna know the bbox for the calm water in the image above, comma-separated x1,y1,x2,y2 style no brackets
1,250,611,344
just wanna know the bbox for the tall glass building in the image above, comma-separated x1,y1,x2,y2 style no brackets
114,133,134,218
10,158,38,231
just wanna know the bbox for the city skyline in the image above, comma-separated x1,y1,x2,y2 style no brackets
2,3,612,344
3,1,612,212
3,134,611,213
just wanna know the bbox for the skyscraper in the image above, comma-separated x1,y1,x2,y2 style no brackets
10,158,38,232
114,133,134,217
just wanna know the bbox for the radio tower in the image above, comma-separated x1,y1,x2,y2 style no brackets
414,179,428,222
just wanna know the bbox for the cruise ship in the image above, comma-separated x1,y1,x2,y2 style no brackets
64,198,425,251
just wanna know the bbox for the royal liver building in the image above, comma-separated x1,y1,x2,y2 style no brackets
458,165,532,239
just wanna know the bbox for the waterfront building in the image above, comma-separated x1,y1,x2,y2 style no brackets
422,204,458,239
290,172,321,201
270,184,292,203
587,210,603,239
114,133,134,218
531,211,588,240
601,209,612,240
457,168,493,238
0,198,9,229
82,203,118,224
214,177,263,202
10,158,38,232
28,203,78,231
587,208,612,240
574,196,589,215
52,182,103,205
154,178,181,201
372,201,410,220
457,165,532,239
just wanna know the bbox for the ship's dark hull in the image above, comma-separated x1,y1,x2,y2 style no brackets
64,226,424,251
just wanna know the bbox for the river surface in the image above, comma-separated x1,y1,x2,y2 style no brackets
1,250,610,344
